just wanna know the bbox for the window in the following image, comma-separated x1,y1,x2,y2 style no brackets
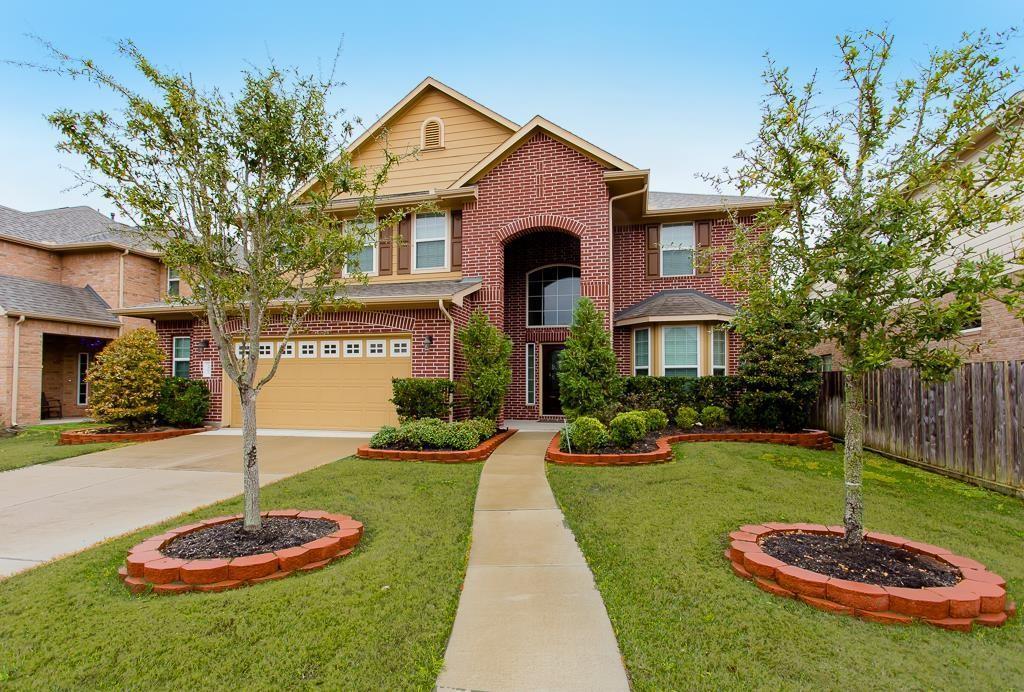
527,265,581,326
391,338,410,357
235,343,252,359
299,341,317,358
279,342,294,358
173,336,191,378
344,221,377,276
421,117,444,149
367,340,386,357
662,326,699,378
633,328,650,376
77,352,90,405
413,212,448,271
167,268,180,296
819,354,834,372
711,328,727,376
344,340,363,358
961,310,982,333
321,341,339,358
525,343,536,405
661,223,695,276
258,342,273,359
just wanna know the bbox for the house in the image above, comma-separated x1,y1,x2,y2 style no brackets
117,77,772,430
0,205,170,426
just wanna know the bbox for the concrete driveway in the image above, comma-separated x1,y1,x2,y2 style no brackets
0,430,367,578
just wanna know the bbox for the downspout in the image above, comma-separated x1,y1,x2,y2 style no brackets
607,183,648,330
11,315,26,427
117,249,129,332
438,298,455,422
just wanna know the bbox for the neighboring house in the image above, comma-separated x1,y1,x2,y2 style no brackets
0,205,169,426
117,77,772,430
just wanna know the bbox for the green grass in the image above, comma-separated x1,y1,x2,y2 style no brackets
0,423,126,472
548,443,1024,690
0,458,481,690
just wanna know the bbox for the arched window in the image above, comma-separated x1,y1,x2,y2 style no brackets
527,265,580,326
421,117,444,149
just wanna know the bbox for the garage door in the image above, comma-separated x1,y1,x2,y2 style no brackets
227,335,412,431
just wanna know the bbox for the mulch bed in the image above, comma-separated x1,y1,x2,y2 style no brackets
760,532,960,588
162,517,338,560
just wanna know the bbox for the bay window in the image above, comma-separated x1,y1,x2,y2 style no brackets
662,326,698,378
711,328,727,376
633,328,650,376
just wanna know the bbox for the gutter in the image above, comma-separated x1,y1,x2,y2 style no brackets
3,310,121,329
10,315,25,426
437,298,455,422
608,182,648,331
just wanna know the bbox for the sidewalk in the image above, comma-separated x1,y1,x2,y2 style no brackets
437,431,630,692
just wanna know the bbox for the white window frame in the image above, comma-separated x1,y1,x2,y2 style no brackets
77,352,90,406
343,340,363,358
166,267,181,296
367,339,386,358
298,341,317,359
279,342,295,358
172,336,191,379
342,221,378,277
412,211,449,273
660,223,696,277
234,342,253,359
258,342,274,359
633,328,651,376
525,343,536,406
661,325,701,378
320,341,340,358
710,327,727,376
525,264,582,328
390,338,411,357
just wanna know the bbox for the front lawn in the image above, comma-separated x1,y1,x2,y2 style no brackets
0,423,125,472
548,442,1024,690
0,457,481,690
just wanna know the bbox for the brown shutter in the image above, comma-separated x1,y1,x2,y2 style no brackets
397,214,412,274
645,225,660,277
695,220,712,274
377,218,393,275
450,210,462,270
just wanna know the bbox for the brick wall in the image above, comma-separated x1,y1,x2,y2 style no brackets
0,239,62,283
60,250,121,309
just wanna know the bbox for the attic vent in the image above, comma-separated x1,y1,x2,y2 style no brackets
421,117,444,149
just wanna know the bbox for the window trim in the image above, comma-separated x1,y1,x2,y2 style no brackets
342,221,378,278
167,267,181,296
525,263,582,328
661,325,701,378
659,223,697,278
258,342,273,359
525,342,536,406
390,338,411,357
632,328,651,376
279,342,294,358
367,339,386,358
77,352,90,406
343,340,363,358
420,116,445,150
298,341,317,359
710,327,727,376
172,336,191,379
320,341,340,358
412,211,450,273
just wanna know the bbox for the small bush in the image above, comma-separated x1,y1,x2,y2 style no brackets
86,329,165,429
608,411,649,448
390,378,453,422
370,425,401,448
676,405,699,429
466,417,498,440
643,408,669,432
562,416,608,453
700,405,728,429
457,310,512,421
369,418,488,451
157,377,210,428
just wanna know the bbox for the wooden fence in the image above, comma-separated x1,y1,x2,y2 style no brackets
811,361,1024,496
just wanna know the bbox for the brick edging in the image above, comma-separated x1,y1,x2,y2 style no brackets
545,429,833,466
61,426,212,445
356,428,518,463
119,510,363,595
728,523,1016,631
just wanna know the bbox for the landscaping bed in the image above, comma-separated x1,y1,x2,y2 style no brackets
0,423,127,472
358,428,517,462
60,425,210,445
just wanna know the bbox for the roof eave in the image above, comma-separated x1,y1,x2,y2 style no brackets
0,232,160,258
614,313,735,327
1,308,121,328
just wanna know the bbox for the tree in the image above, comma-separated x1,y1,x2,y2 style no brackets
716,29,1024,546
42,41,403,530
558,298,622,421
87,329,164,429
457,309,512,421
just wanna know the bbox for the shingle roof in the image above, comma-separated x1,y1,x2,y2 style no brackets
0,204,153,252
647,191,774,212
615,289,735,324
0,273,120,325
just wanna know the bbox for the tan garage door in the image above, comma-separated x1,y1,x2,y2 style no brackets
226,335,412,431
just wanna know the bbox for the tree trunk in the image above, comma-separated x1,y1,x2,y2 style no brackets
240,386,261,531
843,371,865,548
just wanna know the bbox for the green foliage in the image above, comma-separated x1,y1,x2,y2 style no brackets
608,411,649,448
699,406,728,429
465,417,498,440
561,416,609,453
622,375,742,421
675,406,699,429
644,408,669,432
86,330,164,429
157,378,211,428
369,426,400,449
369,418,489,451
558,299,623,421
457,310,512,421
390,378,454,422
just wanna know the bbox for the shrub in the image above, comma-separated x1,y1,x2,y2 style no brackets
700,405,728,429
561,416,608,453
369,425,401,448
369,418,487,451
466,417,498,440
644,408,669,432
157,377,210,427
558,298,622,422
608,411,649,448
676,405,699,429
390,378,453,422
457,310,512,421
622,375,743,422
86,330,164,429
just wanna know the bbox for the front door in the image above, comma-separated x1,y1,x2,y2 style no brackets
541,344,565,416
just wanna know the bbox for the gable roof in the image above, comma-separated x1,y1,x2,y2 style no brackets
0,273,120,326
452,115,637,188
614,289,736,326
0,204,157,254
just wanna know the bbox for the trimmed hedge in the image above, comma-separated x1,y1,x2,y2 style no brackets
699,405,728,429
676,406,699,429
561,416,609,453
622,375,743,421
157,377,210,427
390,378,454,422
608,411,648,447
369,417,496,451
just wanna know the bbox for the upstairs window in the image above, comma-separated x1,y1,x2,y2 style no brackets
413,212,448,271
167,268,181,296
344,221,378,276
661,223,695,276
527,265,581,327
421,117,444,149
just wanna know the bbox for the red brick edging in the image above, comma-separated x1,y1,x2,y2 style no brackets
118,510,363,595
61,426,212,445
356,428,518,463
546,429,833,466
728,523,1016,631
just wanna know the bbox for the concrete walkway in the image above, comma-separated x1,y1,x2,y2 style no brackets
437,431,630,692
0,431,365,577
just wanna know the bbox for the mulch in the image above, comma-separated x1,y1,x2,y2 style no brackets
760,532,961,588
162,517,338,560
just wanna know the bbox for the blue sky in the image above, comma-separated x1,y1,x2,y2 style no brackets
1,0,1021,215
